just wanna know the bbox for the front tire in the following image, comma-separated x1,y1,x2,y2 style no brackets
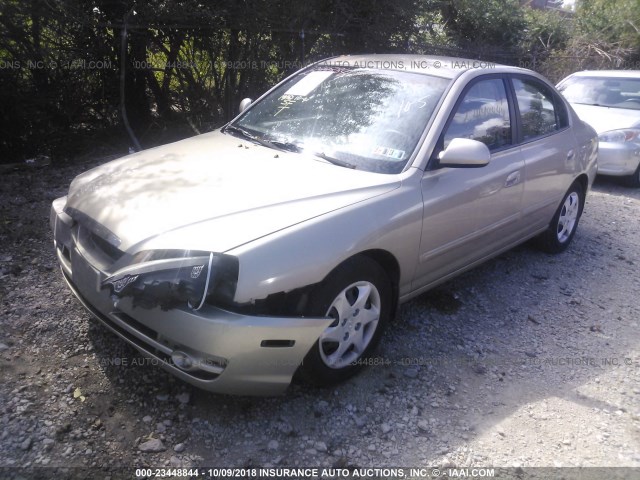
298,256,392,386
536,182,585,254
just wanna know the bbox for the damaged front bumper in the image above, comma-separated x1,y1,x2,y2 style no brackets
50,197,332,395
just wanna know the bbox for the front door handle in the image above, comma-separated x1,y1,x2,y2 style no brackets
505,170,521,188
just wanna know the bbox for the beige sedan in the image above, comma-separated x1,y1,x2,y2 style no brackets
51,55,597,395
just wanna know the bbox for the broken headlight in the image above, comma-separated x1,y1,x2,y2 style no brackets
102,250,238,311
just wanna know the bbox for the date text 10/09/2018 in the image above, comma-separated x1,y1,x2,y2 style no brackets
135,467,497,478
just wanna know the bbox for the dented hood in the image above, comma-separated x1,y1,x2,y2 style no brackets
66,131,399,253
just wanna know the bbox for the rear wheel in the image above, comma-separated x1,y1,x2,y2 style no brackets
536,182,584,253
298,256,392,386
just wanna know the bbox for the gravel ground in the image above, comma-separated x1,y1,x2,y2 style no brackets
1,159,639,479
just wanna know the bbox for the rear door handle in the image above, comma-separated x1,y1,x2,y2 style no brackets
505,170,521,188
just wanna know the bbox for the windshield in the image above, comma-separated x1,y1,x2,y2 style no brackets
228,66,449,173
558,76,640,111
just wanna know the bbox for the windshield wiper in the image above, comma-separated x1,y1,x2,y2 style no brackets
223,125,275,149
573,102,606,107
269,140,303,153
222,124,251,139
224,126,355,169
223,126,303,153
313,152,356,169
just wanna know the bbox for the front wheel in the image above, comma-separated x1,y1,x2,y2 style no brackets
298,256,392,386
536,182,585,254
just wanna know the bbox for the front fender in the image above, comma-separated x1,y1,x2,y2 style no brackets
227,177,423,305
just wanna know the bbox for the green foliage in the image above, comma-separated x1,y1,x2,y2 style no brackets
576,0,640,48
1,0,639,163
438,0,526,51
536,0,640,81
516,7,573,77
0,0,428,161
522,8,571,55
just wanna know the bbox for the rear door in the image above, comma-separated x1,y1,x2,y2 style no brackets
510,75,577,231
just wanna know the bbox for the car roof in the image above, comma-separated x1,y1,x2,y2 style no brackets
314,54,525,80
567,70,640,79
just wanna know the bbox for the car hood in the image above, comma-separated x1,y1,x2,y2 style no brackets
570,103,640,134
66,131,399,253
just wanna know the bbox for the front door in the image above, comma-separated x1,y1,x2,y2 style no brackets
414,76,525,291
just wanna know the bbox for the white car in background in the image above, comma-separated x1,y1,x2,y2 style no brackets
557,70,640,187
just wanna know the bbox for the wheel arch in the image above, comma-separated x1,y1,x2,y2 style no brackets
569,174,589,219
224,249,402,318
536,176,586,254
573,173,589,201
296,250,398,385
340,249,401,319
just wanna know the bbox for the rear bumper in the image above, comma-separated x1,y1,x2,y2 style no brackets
597,141,640,176
50,197,331,395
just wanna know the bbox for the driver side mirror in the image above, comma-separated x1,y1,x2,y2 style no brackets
438,138,490,168
239,98,253,114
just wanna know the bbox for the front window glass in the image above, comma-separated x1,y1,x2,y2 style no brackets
443,78,511,151
558,76,640,110
230,67,449,173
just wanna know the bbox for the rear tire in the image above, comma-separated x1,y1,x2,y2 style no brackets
298,256,392,386
536,182,585,254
